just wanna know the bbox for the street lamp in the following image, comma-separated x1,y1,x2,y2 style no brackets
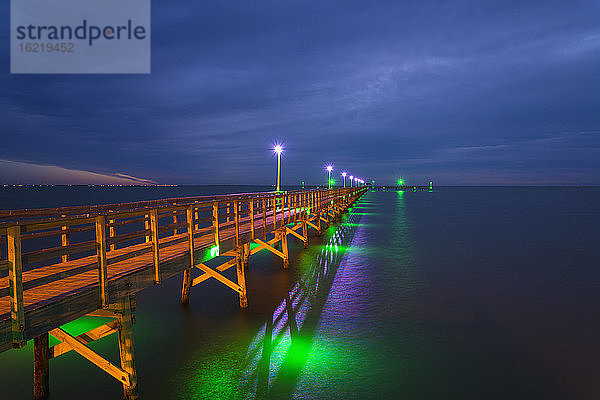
342,172,347,188
274,145,283,192
326,165,333,189
349,175,353,188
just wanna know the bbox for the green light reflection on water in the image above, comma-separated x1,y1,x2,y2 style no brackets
176,208,365,399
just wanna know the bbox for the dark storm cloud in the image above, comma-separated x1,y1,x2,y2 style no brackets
1,0,599,184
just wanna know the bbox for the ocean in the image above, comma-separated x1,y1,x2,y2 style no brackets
1,186,599,399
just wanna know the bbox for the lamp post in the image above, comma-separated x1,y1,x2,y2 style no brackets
349,175,353,188
326,165,333,190
342,172,347,188
274,145,283,192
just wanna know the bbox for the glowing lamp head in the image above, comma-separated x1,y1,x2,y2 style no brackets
349,175,353,180
273,145,283,155
326,165,333,173
342,172,347,177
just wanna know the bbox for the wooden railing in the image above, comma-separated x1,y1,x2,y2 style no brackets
0,187,366,347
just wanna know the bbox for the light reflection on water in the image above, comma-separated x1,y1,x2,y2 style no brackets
180,206,365,399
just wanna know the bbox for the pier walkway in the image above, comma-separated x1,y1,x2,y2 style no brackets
0,187,366,399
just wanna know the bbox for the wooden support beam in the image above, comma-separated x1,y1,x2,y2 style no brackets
50,320,119,358
306,219,320,231
254,238,286,259
95,216,109,308
315,211,322,235
286,226,307,243
236,248,248,309
281,230,290,269
191,258,237,286
243,243,250,268
248,236,279,256
302,219,309,249
289,222,303,231
49,328,131,386
33,333,49,400
195,263,243,293
87,309,118,318
7,225,25,348
117,296,138,400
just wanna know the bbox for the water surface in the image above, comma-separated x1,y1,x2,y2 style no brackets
1,186,599,399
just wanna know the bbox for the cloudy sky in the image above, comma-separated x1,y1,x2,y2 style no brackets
1,0,599,185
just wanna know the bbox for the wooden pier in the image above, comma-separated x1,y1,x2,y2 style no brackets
0,187,366,399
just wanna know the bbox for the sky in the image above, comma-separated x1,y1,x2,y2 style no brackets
1,0,599,185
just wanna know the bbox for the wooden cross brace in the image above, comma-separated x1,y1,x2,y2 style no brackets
192,262,243,293
286,226,307,243
253,238,286,259
49,327,131,385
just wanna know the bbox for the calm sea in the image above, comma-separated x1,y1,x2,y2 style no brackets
1,186,599,399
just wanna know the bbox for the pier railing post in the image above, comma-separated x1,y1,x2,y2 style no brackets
262,199,267,239
213,202,220,251
7,225,26,348
272,198,277,230
249,200,255,240
172,203,178,235
181,205,194,305
150,209,160,284
234,201,240,248
61,215,69,262
95,216,109,308
144,213,150,243
109,218,116,251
